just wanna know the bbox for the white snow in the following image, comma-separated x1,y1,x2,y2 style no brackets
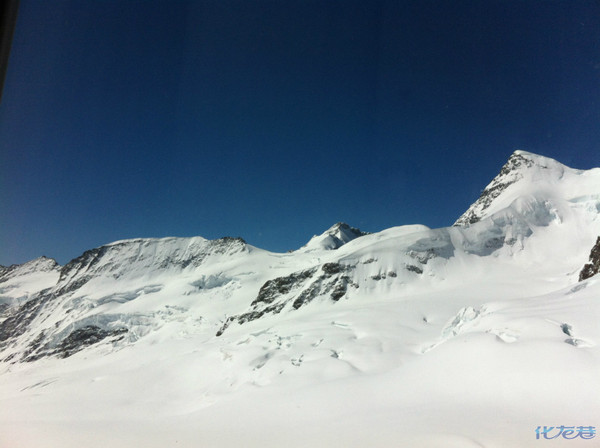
0,257,60,310
1,151,599,447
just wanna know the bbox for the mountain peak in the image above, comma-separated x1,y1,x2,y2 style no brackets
0,256,60,282
299,222,368,252
325,221,363,236
503,150,566,173
454,151,568,226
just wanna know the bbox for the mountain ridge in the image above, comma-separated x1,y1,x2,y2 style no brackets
3,151,592,270
2,150,600,447
1,150,599,363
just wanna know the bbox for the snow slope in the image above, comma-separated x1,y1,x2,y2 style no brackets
1,151,599,447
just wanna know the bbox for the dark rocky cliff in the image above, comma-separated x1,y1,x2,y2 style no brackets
579,236,600,281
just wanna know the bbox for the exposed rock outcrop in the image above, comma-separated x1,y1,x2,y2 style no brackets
0,290,55,347
579,236,600,281
54,325,128,359
216,262,358,336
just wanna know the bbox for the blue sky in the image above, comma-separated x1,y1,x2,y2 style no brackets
1,0,600,266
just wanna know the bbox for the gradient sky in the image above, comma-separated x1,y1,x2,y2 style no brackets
1,0,600,266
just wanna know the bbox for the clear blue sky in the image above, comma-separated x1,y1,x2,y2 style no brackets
1,0,600,266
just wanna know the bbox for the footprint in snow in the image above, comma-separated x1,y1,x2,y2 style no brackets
251,352,274,370
312,338,324,347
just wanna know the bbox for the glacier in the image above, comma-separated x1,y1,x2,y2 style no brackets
1,150,599,447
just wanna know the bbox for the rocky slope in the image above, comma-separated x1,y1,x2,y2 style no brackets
579,236,600,280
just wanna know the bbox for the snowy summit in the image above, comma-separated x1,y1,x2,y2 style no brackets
1,151,600,448
299,222,369,252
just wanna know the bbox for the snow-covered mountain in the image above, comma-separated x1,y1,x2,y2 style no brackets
299,222,369,251
1,151,599,448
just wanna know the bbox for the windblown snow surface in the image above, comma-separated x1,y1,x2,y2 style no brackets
1,151,600,447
